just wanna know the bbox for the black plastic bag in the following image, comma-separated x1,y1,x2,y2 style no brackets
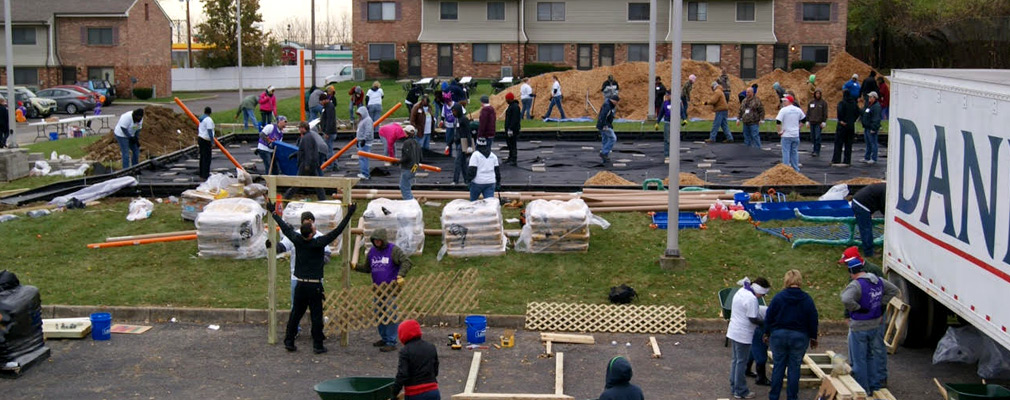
609,284,637,304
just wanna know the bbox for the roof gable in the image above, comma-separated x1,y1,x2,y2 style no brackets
1,0,137,23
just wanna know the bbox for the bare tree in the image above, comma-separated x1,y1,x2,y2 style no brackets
271,12,351,48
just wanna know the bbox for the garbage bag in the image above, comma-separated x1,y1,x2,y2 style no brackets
0,270,45,363
933,325,984,365
979,335,1010,379
819,183,849,201
127,198,154,221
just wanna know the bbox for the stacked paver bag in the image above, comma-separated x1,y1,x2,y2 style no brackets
282,200,345,253
439,198,506,258
361,198,425,255
515,199,610,253
196,198,267,259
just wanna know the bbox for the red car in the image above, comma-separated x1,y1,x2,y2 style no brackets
51,85,106,105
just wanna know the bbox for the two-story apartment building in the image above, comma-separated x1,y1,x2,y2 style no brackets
352,0,847,80
0,0,172,96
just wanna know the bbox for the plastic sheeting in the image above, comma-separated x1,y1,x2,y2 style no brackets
195,198,267,259
0,270,45,364
282,200,345,253
50,176,138,207
438,198,506,259
515,199,610,253
361,198,425,255
933,324,1010,379
126,198,154,221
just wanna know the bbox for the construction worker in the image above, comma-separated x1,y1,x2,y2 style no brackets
354,229,414,352
397,125,422,200
840,247,898,394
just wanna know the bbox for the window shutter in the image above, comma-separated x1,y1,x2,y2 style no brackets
113,27,120,46
81,26,87,45
396,2,402,20
830,3,838,22
795,3,803,22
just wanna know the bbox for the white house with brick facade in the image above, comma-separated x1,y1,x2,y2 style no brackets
0,0,172,96
352,0,847,80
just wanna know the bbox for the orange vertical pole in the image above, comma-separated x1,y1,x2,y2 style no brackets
174,97,245,171
299,50,306,122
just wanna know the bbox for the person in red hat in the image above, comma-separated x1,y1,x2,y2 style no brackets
392,319,440,400
839,246,898,394
503,92,522,166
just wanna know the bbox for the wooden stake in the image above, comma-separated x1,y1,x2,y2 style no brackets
554,352,564,395
464,351,482,394
649,336,662,358
540,332,595,344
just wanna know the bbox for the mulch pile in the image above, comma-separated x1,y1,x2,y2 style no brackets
742,164,818,186
836,177,885,185
584,171,637,186
485,52,876,121
86,106,198,163
663,173,709,187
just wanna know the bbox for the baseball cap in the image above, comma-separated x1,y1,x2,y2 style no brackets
782,95,795,104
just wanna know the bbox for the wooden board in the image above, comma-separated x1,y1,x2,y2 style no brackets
837,374,868,399
111,324,152,334
42,318,91,339
884,297,910,354
873,389,897,400
464,352,482,394
554,353,564,395
540,332,595,344
451,394,574,400
649,336,662,358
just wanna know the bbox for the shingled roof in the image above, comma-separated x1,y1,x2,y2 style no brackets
0,0,138,23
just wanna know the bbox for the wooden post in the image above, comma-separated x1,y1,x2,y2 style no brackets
341,181,353,347
299,50,306,122
265,175,278,344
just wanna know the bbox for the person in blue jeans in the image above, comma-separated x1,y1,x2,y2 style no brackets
726,277,770,399
658,93,672,157
596,95,619,163
764,269,819,400
860,91,883,164
355,106,374,179
354,228,413,352
841,247,899,393
397,125,422,200
542,76,566,119
851,182,885,256
704,82,733,143
467,138,500,201
114,108,144,169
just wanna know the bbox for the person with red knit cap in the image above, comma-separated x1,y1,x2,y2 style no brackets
391,319,440,400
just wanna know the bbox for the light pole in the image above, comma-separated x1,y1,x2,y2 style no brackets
237,0,243,101
181,0,192,68
660,0,686,269
310,0,316,87
4,0,16,147
647,0,657,120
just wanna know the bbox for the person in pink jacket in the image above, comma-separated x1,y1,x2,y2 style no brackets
258,86,278,126
378,123,409,157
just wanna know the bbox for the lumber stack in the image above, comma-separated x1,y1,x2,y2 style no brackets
282,200,345,252
195,198,267,259
440,198,506,258
361,198,425,255
580,188,737,213
516,199,601,253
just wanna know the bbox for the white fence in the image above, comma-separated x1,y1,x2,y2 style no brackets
171,63,350,91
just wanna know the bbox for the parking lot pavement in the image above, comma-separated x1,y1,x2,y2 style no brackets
0,322,986,399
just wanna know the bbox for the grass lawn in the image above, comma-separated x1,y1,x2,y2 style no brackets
3,197,866,320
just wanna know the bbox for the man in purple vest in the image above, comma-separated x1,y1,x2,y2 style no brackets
354,228,414,352
840,249,898,393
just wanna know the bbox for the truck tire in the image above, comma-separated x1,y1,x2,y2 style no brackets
888,271,948,348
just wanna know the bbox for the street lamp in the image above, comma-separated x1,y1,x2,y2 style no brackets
180,0,192,68
287,24,291,45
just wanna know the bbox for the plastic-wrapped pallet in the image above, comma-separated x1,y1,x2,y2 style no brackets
361,198,424,255
196,198,267,259
282,200,344,253
181,189,216,221
515,198,610,253
438,198,506,259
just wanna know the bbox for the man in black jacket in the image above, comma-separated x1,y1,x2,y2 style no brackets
320,92,339,171
392,319,440,400
503,92,521,166
852,183,885,257
398,125,422,200
833,91,860,166
269,200,356,354
860,71,879,105
284,122,328,201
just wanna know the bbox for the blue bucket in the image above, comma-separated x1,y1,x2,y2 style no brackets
48,132,59,141
734,192,750,205
465,315,487,344
90,312,112,340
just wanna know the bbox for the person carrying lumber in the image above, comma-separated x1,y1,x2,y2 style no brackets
283,121,327,201
267,199,356,354
503,92,521,166
391,319,440,400
727,276,770,399
596,94,619,163
235,94,259,130
354,228,413,352
467,138,500,201
397,125,422,200
355,106,375,180
597,356,644,400
196,106,215,180
840,247,898,394
256,115,287,175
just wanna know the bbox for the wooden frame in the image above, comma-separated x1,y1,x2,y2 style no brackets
883,297,910,354
263,175,358,345
452,351,575,400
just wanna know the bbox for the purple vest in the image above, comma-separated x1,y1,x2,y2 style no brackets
258,124,283,149
851,277,884,320
367,244,399,285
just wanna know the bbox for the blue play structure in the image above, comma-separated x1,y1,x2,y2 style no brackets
651,212,704,229
743,199,852,222
756,209,885,249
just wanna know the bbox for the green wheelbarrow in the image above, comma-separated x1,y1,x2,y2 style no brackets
943,383,1010,400
314,377,396,400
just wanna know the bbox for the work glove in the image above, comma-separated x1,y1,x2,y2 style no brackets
346,203,358,216
265,239,272,249
396,275,405,286
265,201,276,213
820,122,826,129
653,123,659,130
506,130,513,137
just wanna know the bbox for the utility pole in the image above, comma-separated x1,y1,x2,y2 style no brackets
311,0,316,87
660,0,686,269
646,0,657,120
185,0,193,68
237,0,243,101
4,0,16,147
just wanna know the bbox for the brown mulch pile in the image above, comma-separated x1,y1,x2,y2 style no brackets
86,106,198,163
584,171,637,186
837,177,885,185
749,52,878,119
663,173,709,187
742,164,818,186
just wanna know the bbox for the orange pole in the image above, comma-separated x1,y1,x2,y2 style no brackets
87,234,198,249
319,102,403,170
356,151,442,172
372,102,402,128
299,50,306,122
174,97,245,171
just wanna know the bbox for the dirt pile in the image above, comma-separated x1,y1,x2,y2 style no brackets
837,177,885,185
584,171,637,186
663,173,709,187
86,106,198,163
742,164,818,186
749,52,878,119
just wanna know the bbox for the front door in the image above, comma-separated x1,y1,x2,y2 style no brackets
577,44,593,70
773,44,789,71
437,44,453,77
740,44,757,79
407,43,421,77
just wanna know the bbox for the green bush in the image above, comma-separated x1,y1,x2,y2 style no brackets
522,63,573,78
132,87,154,100
790,60,816,71
378,60,400,77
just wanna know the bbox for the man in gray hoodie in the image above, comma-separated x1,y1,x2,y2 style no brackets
355,106,374,179
840,251,898,394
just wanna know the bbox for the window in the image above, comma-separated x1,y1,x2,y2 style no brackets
440,2,458,20
690,44,720,63
62,66,77,85
487,2,505,20
473,43,502,63
367,2,396,21
801,45,829,63
537,2,565,21
736,2,755,21
538,44,564,62
599,44,614,66
627,44,649,62
12,27,36,45
87,27,114,45
802,3,831,21
687,2,707,21
368,43,396,61
13,67,38,86
628,3,649,21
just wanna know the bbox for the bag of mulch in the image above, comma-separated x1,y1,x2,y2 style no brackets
609,284,637,304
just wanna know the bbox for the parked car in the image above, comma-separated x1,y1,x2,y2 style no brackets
52,84,106,105
76,80,116,106
0,86,56,118
324,65,353,86
36,87,97,114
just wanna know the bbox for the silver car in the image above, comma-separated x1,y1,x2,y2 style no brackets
0,86,57,118
36,87,97,114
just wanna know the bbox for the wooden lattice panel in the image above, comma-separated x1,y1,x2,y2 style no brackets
323,269,479,337
525,302,686,334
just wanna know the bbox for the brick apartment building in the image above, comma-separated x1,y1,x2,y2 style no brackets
352,0,847,80
0,0,172,96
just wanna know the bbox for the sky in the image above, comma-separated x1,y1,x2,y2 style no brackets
157,0,351,39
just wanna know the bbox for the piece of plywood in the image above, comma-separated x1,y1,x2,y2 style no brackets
540,332,595,344
649,336,662,358
464,351,482,394
42,318,91,339
554,352,564,395
110,324,152,334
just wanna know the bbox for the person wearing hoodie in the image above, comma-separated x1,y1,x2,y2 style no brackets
596,94,619,163
844,74,861,100
833,91,860,166
397,125,422,200
391,319,440,400
841,248,898,394
654,77,667,118
452,101,473,185
355,106,374,180
283,121,327,201
860,71,879,105
503,92,521,166
717,70,731,102
378,123,408,158
268,200,356,354
658,93,673,158
477,95,497,147
851,183,886,257
860,92,883,165
772,82,786,109
348,85,365,124
235,94,260,130
876,77,890,119
467,138,501,201
764,269,819,400
681,74,696,125
601,75,620,100
257,115,287,175
354,228,414,352
805,88,828,157
441,93,457,155
320,93,339,171
258,86,277,126
727,277,771,399
598,356,644,400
